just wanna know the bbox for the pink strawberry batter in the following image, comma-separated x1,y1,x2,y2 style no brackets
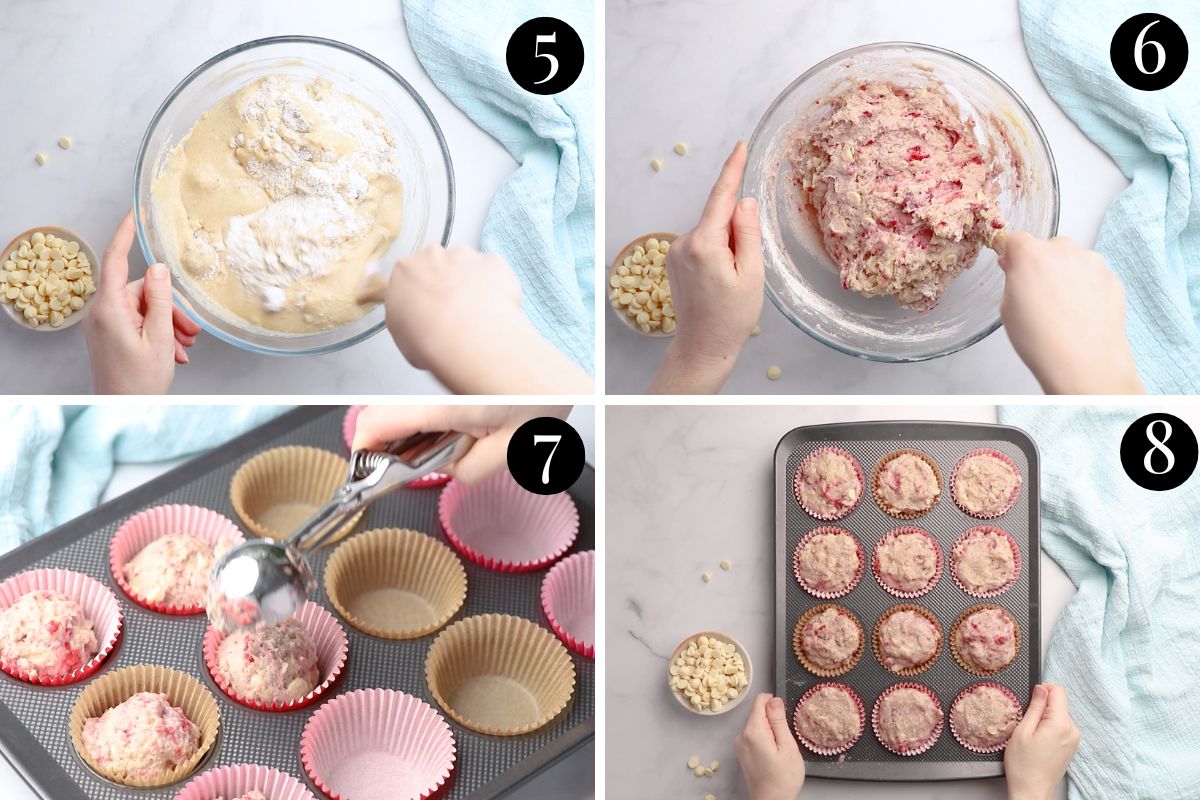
875,453,940,515
951,684,1020,749
794,529,861,594
874,529,939,593
799,607,861,670
217,792,268,800
795,450,862,519
952,527,1017,594
875,686,943,754
954,607,1017,672
795,685,862,749
876,609,939,672
954,453,1021,516
0,589,98,678
81,692,199,783
123,533,223,607
215,617,319,704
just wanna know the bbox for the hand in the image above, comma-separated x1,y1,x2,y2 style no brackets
650,141,764,394
384,245,593,394
735,694,805,800
83,211,200,394
352,405,571,485
1004,684,1080,800
999,232,1143,394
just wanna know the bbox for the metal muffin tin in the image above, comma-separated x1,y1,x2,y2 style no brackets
774,421,1039,781
0,407,594,799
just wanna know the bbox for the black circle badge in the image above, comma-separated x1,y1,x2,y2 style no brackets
1120,412,1198,491
1111,13,1188,91
506,17,585,95
507,417,585,495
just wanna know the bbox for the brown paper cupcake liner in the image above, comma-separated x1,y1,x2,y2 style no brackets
792,604,864,677
325,528,467,640
792,681,866,755
871,681,944,756
949,604,1021,676
230,446,363,548
948,681,1023,754
69,664,220,788
950,525,1022,599
792,527,864,599
871,604,943,676
872,449,943,520
792,447,865,521
425,613,575,736
951,448,1022,519
871,527,943,599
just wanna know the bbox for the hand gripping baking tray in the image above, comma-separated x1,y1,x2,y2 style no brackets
0,406,594,799
774,421,1039,781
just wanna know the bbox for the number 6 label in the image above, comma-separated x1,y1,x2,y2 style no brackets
1111,13,1188,91
507,17,585,96
508,417,586,495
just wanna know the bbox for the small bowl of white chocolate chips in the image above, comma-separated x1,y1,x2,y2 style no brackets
668,631,752,716
609,232,677,336
1,227,98,331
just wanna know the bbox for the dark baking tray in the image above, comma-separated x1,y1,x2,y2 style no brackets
0,406,594,799
774,421,1039,781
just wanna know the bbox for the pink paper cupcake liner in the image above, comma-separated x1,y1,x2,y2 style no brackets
110,504,245,615
792,527,864,599
792,447,865,521
871,527,944,599
0,568,123,686
950,525,1022,599
541,550,595,658
175,763,318,800
951,448,1022,519
343,406,449,489
948,682,1023,754
203,601,348,712
300,688,456,800
438,471,579,572
871,682,944,756
792,681,866,755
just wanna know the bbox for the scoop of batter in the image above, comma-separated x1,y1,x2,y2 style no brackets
795,80,1005,310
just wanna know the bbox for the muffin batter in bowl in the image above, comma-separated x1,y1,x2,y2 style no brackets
151,74,403,333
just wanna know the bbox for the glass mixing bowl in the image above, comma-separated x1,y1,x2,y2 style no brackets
134,36,454,356
743,42,1058,362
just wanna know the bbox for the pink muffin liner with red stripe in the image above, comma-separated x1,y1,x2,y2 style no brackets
951,448,1022,519
438,471,579,573
343,406,449,489
792,527,864,599
950,525,1022,599
948,681,1023,754
792,681,865,755
871,682,944,756
110,504,245,615
0,568,122,686
175,762,318,800
541,550,594,658
203,601,348,713
793,447,865,521
300,688,456,800
871,527,944,599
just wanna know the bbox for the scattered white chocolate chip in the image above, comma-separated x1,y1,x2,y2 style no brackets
669,634,748,712
1,232,95,327
710,760,720,771
674,142,688,156
767,366,782,381
610,235,676,334
687,756,700,770
719,560,731,571
705,795,716,800
703,768,714,777
34,153,47,166
693,765,705,777
751,324,761,337
701,571,712,583
57,136,72,150
651,158,664,171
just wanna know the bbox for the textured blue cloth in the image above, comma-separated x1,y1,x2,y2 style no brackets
1019,0,1200,393
999,406,1200,799
402,0,595,374
0,405,288,554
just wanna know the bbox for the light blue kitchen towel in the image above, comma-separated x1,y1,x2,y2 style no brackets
1019,1,1200,393
0,405,288,555
402,0,595,374
999,406,1200,799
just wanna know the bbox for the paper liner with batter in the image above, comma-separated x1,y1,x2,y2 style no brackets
792,681,866,755
69,664,220,788
950,448,1022,519
871,603,943,676
230,446,363,547
324,528,467,640
949,604,1021,676
300,688,456,800
0,568,122,686
792,603,864,677
871,526,944,599
792,447,865,521
871,681,944,757
948,681,1023,754
175,762,318,800
203,600,348,712
425,613,576,736
950,525,1022,599
109,503,245,615
872,449,943,520
541,550,595,659
792,526,864,599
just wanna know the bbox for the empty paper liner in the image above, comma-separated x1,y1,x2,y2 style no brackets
230,446,363,547
109,503,245,615
0,568,122,686
438,471,579,572
541,550,595,658
324,528,466,640
175,762,318,800
69,664,220,788
203,601,348,712
425,613,576,736
300,688,456,800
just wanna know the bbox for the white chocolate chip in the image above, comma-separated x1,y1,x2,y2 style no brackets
674,142,688,156
719,560,731,571
751,324,761,337
710,760,720,771
0,231,91,326
58,136,72,150
612,235,676,334
650,158,664,171
701,571,712,583
687,756,700,770
34,153,47,166
767,366,782,381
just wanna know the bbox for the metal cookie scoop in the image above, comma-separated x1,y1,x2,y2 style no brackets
206,430,473,633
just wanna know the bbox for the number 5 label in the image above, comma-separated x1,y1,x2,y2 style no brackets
1111,13,1188,91
506,17,585,96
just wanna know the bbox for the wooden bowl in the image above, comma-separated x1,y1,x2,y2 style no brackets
607,231,678,338
1,226,99,332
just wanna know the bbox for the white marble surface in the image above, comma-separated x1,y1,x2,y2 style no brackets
606,405,1074,799
0,0,518,394
605,0,1129,394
